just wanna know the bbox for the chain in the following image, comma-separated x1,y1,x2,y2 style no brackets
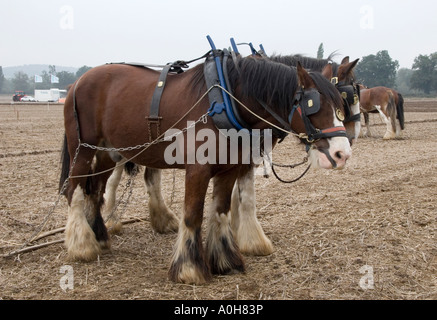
4,83,300,256
105,165,138,232
4,144,81,257
80,113,208,153
264,152,311,184
170,169,176,209
69,112,210,180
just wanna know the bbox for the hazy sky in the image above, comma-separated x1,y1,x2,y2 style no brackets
1,0,436,69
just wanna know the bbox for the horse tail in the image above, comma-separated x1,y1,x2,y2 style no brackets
59,133,70,194
396,93,405,130
124,161,140,176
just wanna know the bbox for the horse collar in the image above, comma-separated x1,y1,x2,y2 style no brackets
204,48,250,132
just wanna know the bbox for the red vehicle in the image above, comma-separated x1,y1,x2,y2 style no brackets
12,91,25,101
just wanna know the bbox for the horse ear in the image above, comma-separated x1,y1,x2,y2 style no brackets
344,58,359,74
297,62,313,88
341,56,350,64
321,63,333,80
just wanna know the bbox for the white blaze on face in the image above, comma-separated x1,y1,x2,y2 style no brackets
351,102,361,143
308,107,352,170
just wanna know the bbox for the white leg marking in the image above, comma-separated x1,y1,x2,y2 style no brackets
350,102,362,142
146,169,179,233
230,168,273,255
65,186,101,261
102,164,124,234
171,218,207,284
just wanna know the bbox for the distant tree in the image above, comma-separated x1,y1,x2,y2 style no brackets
0,66,5,93
410,53,437,94
56,71,76,89
76,65,92,78
36,70,52,90
355,50,399,88
396,68,415,95
317,43,324,59
12,72,31,93
49,65,57,76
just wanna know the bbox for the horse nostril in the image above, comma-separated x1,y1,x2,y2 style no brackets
335,151,343,159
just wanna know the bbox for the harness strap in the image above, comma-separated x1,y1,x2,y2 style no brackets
146,64,172,141
149,64,172,120
296,106,347,142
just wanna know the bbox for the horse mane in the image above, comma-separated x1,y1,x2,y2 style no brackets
228,56,300,113
188,63,207,97
269,53,340,76
308,71,343,107
187,54,341,117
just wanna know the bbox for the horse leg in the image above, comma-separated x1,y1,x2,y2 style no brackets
65,147,102,261
168,166,212,284
87,151,115,249
102,162,124,234
230,165,273,256
376,104,396,140
361,112,371,137
145,167,179,233
206,168,245,275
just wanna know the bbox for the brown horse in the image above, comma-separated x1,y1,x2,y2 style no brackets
270,55,361,144
102,54,361,257
59,50,351,284
359,85,405,139
231,55,361,255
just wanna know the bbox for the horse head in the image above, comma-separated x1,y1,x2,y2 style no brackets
292,62,352,169
333,56,361,145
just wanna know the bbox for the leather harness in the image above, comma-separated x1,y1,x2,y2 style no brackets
107,37,348,147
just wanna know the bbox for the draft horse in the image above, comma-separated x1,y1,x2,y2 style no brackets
231,54,361,255
102,54,361,257
359,85,405,139
102,55,361,256
60,51,351,284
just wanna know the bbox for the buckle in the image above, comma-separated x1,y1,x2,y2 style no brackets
331,77,338,85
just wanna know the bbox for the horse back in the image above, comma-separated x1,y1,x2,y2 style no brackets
65,64,202,139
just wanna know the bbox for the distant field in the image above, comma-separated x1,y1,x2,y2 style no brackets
1,101,436,300
1,94,436,112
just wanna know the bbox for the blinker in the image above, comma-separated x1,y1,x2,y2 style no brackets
301,88,320,116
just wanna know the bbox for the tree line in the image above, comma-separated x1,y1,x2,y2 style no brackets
1,50,436,96
0,65,92,95
354,50,437,96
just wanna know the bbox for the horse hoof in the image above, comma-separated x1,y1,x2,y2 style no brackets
106,220,123,235
168,262,212,284
66,240,101,262
151,211,179,234
239,238,274,256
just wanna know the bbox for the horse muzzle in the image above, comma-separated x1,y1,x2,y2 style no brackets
309,137,352,170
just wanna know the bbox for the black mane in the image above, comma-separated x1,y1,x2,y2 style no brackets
269,53,340,76
307,71,343,107
188,54,342,117
228,56,299,113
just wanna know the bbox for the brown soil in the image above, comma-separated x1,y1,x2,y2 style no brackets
0,101,436,300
